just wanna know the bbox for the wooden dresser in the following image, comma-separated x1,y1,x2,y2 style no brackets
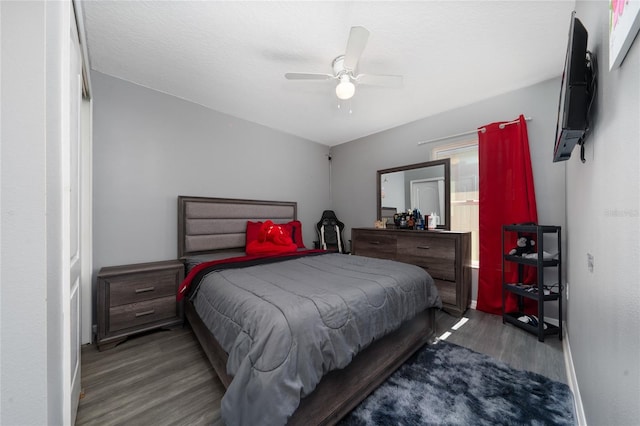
351,228,471,316
97,260,185,350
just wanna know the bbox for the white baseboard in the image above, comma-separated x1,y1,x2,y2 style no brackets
562,324,587,426
546,317,559,327
469,299,477,310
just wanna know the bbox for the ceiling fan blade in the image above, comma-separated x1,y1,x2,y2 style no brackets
357,73,403,88
285,72,334,80
343,26,370,70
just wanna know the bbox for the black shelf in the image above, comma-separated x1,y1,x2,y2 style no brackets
504,255,559,267
503,224,560,233
501,224,563,342
503,283,561,301
503,312,560,337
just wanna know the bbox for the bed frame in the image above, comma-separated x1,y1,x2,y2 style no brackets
177,196,437,425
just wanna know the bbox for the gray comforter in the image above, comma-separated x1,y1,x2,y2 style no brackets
190,252,441,426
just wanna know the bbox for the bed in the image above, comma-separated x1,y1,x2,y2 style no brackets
177,196,442,425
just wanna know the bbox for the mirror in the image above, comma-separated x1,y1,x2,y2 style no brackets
377,159,451,230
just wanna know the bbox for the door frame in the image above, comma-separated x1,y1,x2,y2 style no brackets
73,0,93,348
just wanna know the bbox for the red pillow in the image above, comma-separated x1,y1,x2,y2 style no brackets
246,220,297,256
247,220,305,249
258,220,293,245
246,221,263,247
287,220,305,248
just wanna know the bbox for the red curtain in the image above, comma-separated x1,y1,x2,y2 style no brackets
477,114,538,315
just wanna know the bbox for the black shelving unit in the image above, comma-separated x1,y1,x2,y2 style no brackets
501,224,562,342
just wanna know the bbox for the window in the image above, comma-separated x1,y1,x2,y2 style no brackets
433,140,479,265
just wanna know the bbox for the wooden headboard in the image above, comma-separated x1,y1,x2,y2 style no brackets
177,196,297,259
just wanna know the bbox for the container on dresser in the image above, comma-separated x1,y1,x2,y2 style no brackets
351,228,471,317
97,259,185,350
501,224,562,342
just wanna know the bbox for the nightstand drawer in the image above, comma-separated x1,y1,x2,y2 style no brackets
97,259,185,350
109,270,179,307
109,296,177,332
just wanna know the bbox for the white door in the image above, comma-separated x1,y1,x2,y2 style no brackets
410,178,443,217
64,7,83,424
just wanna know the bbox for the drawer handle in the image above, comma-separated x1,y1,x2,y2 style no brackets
416,245,431,249
135,286,155,293
135,310,155,317
369,241,381,245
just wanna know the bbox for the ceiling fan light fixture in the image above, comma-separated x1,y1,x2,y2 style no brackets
335,75,355,100
285,27,401,102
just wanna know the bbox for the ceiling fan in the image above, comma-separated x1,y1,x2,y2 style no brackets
285,26,403,100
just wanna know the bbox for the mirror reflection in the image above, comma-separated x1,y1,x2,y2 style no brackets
377,159,450,230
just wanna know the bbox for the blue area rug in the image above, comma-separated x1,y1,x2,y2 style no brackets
339,340,576,426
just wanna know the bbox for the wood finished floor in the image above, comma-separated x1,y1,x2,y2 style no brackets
75,309,565,425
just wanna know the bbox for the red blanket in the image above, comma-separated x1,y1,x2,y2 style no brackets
177,249,327,301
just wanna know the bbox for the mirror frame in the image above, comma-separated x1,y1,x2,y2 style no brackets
376,158,451,230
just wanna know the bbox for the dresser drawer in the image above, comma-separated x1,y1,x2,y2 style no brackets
433,278,457,306
350,228,470,317
108,296,177,332
352,230,397,259
396,235,456,281
109,269,180,307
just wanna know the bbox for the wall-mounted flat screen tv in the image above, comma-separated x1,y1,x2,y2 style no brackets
553,11,595,163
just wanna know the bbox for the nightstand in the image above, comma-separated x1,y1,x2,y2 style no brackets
97,259,184,350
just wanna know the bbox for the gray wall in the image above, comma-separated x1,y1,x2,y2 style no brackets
568,2,639,425
330,77,567,305
92,71,330,273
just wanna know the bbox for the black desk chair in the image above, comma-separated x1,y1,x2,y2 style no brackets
316,210,346,253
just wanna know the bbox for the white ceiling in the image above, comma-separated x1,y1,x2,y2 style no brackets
81,1,576,146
